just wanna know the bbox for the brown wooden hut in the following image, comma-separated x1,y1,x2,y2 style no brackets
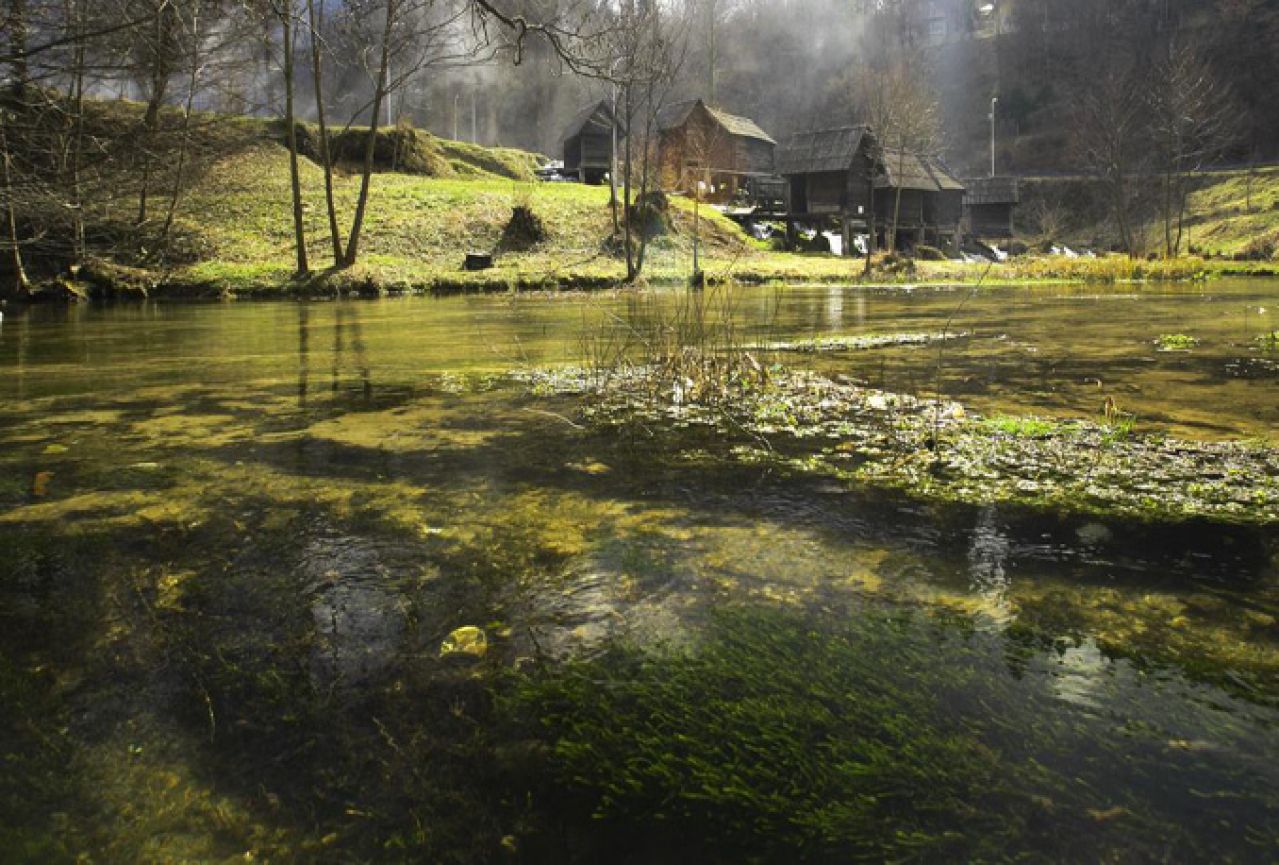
776,125,878,220
963,176,1020,238
561,100,620,184
777,127,966,252
655,99,775,201
874,148,965,250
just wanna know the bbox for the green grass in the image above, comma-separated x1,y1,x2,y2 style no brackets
1183,166,1279,259
15,96,1279,297
1154,333,1200,351
169,143,761,294
979,414,1064,438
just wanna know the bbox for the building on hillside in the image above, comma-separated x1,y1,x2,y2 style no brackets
875,148,966,250
561,100,621,184
777,126,966,252
655,99,776,202
775,126,879,250
963,176,1020,237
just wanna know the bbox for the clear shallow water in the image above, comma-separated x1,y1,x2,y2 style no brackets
0,283,1277,863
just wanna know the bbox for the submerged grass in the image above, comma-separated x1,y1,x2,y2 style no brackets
511,606,1008,862
510,603,1279,864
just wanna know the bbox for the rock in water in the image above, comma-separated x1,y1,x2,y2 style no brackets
440,626,488,660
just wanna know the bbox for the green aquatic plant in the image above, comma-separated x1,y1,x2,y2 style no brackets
512,606,1017,862
980,414,1062,438
1154,333,1200,351
1256,330,1279,351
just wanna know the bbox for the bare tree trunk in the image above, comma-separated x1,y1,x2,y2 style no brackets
306,0,342,266
706,0,717,103
863,172,874,275
342,0,396,268
161,3,203,247
1174,178,1189,256
7,0,28,97
279,0,309,275
622,83,635,281
890,143,905,253
136,8,173,227
1113,177,1133,256
67,1,87,262
0,118,31,297
635,114,653,276
609,84,619,235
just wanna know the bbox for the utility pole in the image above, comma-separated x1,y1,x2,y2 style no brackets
692,180,706,286
989,96,998,178
452,93,459,140
470,91,477,143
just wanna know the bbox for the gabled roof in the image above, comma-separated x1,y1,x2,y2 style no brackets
776,126,872,175
964,176,1020,205
655,99,776,145
877,149,965,193
560,100,621,144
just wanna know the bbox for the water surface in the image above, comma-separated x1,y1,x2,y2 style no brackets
0,282,1276,863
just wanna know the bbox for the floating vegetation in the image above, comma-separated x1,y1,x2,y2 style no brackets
1155,333,1200,351
979,414,1063,438
1257,329,1279,352
749,330,971,353
524,365,1279,524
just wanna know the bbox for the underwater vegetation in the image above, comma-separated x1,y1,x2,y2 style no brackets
528,365,1279,525
511,605,1279,864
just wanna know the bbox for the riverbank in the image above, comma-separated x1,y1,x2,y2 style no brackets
7,101,1279,301
521,363,1279,527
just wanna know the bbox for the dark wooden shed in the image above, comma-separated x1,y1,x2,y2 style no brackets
875,148,965,250
964,176,1020,238
777,127,965,252
656,99,775,201
776,125,879,222
561,100,620,185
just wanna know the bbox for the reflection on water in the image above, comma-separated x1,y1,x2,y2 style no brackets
0,283,1276,862
967,506,1013,625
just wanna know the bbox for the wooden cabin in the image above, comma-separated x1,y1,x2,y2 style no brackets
777,127,966,252
776,126,878,221
561,100,620,184
874,148,966,250
656,99,776,202
964,176,1020,238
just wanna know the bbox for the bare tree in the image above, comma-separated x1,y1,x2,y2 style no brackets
1146,40,1237,257
1070,67,1148,256
611,0,687,282
853,54,940,252
0,111,32,297
306,0,342,264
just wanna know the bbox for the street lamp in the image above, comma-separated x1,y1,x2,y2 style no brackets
989,96,998,178
692,180,710,287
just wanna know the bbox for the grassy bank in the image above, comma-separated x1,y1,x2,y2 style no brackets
7,97,1279,299
117,144,1279,297
1020,166,1279,265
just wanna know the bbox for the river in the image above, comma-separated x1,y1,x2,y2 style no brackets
0,281,1276,863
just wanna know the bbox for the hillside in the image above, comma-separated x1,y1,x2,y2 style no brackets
1018,167,1279,261
1,96,762,296
176,143,756,294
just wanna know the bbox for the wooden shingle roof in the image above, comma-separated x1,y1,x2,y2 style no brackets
964,176,1020,205
560,100,620,145
656,99,775,144
776,126,872,175
877,149,965,193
